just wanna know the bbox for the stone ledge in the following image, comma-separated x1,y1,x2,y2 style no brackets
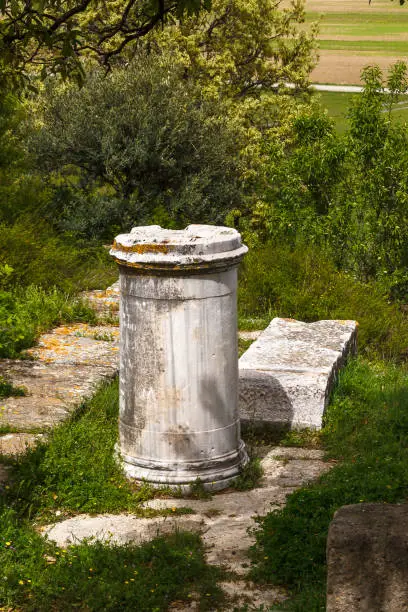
239,318,357,430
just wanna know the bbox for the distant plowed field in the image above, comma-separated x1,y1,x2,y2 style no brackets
306,0,408,84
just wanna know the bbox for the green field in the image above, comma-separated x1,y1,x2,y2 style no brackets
316,91,408,134
306,1,408,83
307,11,408,37
318,40,408,55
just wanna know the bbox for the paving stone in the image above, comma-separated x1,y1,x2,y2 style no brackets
0,433,44,455
0,361,117,429
25,323,119,366
42,514,205,547
239,318,357,429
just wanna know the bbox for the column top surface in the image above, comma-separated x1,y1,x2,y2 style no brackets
110,224,248,272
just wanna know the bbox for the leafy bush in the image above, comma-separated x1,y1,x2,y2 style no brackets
30,50,257,239
238,241,408,360
250,358,408,609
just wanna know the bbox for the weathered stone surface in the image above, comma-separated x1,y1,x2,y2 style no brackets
81,282,120,320
43,514,205,547
0,360,117,429
239,318,357,429
26,323,119,366
327,503,408,612
0,433,44,455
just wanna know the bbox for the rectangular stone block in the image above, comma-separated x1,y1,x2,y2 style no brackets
239,318,357,429
327,503,408,612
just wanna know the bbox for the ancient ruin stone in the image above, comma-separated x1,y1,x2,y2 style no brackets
327,503,408,612
239,318,357,430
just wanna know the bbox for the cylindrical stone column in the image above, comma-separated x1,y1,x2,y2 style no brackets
110,224,248,491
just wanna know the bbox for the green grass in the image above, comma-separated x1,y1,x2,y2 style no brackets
0,378,226,610
313,92,408,136
0,286,98,358
318,39,408,55
0,512,223,611
307,11,408,37
249,357,408,610
0,376,26,399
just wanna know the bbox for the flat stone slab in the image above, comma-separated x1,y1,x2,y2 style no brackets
327,503,408,612
0,433,44,455
0,360,117,429
43,446,331,576
239,318,357,429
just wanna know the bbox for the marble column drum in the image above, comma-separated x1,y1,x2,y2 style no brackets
110,225,248,491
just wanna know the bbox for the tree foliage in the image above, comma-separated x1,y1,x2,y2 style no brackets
247,61,408,298
153,0,318,100
0,0,211,88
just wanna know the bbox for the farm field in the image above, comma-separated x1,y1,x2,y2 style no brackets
306,0,408,84
315,91,408,133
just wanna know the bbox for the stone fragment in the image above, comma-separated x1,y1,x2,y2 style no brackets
0,360,117,429
326,503,408,612
239,318,357,429
81,281,120,318
43,514,205,548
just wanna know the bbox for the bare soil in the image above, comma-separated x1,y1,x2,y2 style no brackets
311,51,404,85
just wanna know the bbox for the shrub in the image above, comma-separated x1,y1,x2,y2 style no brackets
30,50,257,239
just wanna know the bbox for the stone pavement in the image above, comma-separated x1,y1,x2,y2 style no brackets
43,445,332,610
0,281,335,610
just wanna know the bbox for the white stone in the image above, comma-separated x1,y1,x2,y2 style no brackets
110,225,248,491
239,318,357,429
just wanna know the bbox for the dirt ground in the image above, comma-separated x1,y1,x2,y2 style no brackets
311,51,404,84
306,0,403,13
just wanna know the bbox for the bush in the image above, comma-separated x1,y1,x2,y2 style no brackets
30,50,256,239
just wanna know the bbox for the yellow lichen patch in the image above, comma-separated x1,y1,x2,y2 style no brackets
113,240,169,255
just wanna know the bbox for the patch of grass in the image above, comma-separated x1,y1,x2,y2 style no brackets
279,428,323,449
233,457,263,491
0,376,26,399
238,337,255,357
307,11,408,37
0,509,223,611
0,286,97,358
238,316,269,332
4,378,158,522
318,39,408,55
249,357,408,609
187,479,213,500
